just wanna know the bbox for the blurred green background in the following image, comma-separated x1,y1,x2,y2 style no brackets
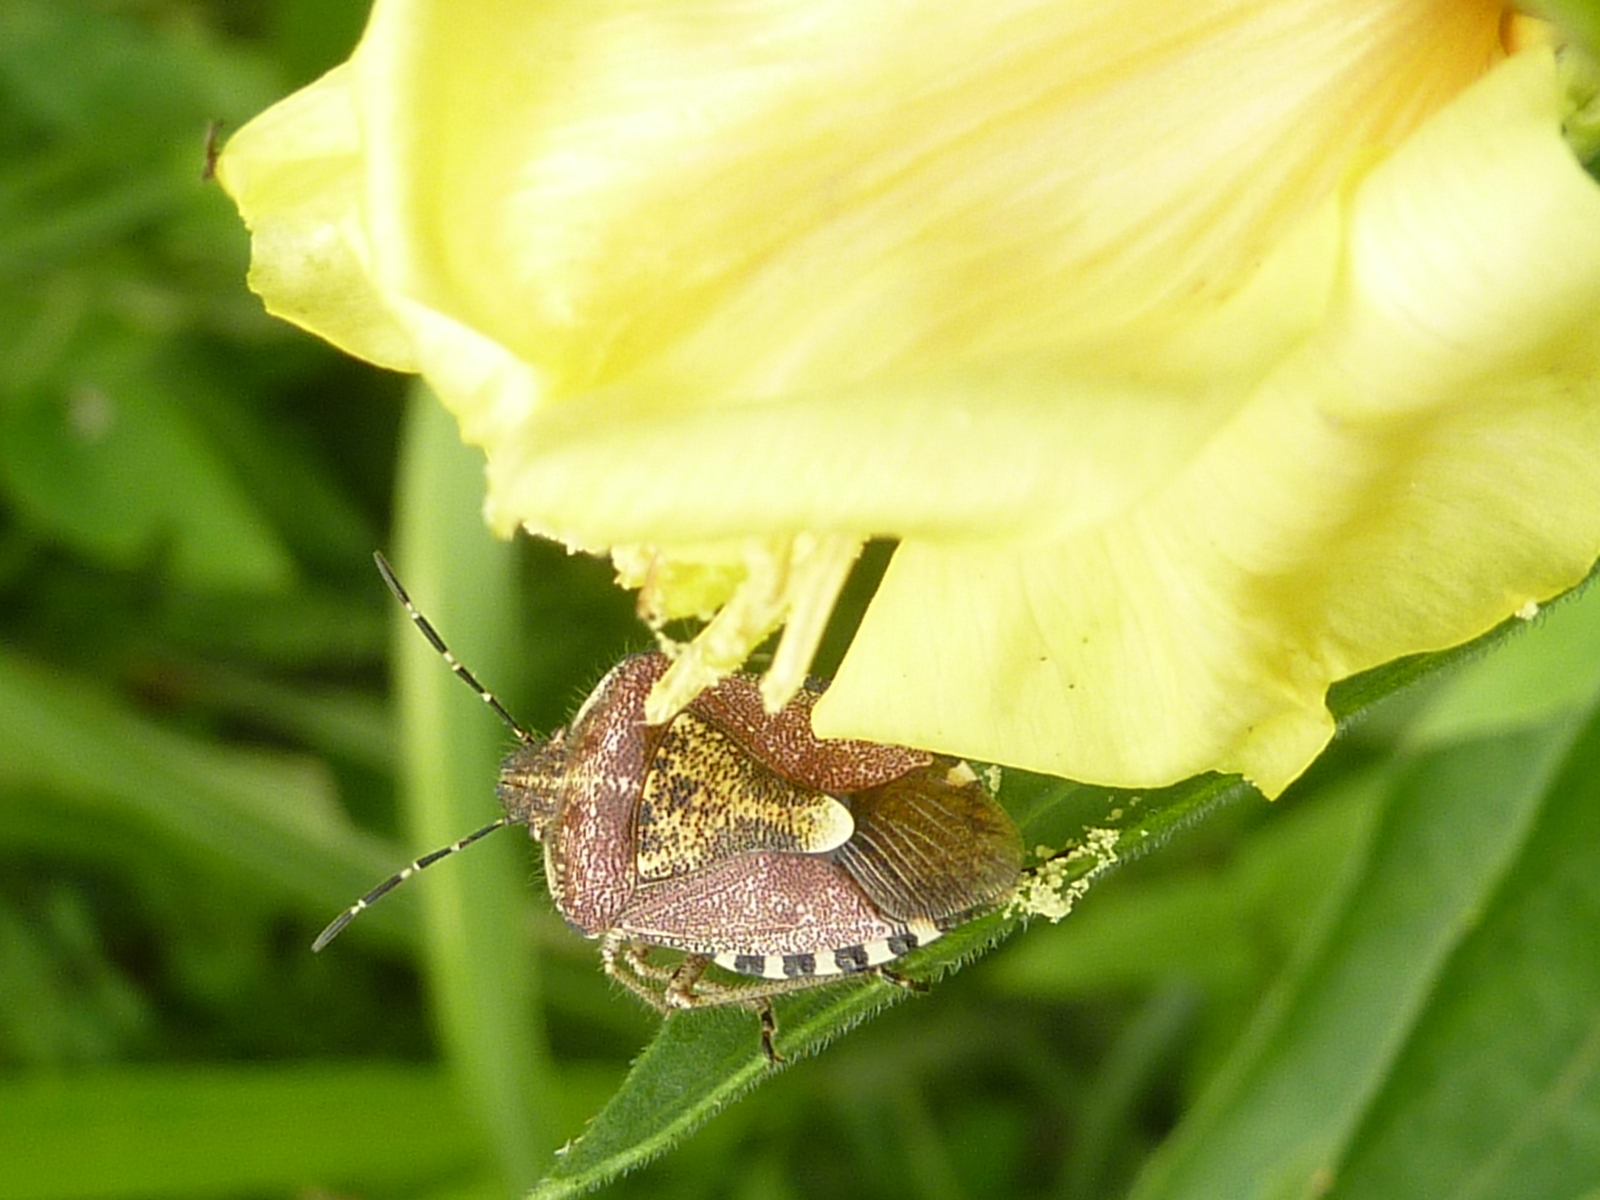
5,3,1600,1200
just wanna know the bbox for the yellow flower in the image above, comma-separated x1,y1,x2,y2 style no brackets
218,0,1600,797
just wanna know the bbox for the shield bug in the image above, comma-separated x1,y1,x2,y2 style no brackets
317,553,1022,1060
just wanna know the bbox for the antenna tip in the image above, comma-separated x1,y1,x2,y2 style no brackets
311,909,356,953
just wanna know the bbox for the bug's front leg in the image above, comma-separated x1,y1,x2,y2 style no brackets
600,934,671,1013
662,953,712,1009
876,966,931,993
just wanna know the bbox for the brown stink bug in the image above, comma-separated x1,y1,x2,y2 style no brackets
316,553,1023,1060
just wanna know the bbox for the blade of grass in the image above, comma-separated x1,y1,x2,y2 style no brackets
170,664,393,771
0,646,414,947
391,382,558,1185
0,1063,480,1200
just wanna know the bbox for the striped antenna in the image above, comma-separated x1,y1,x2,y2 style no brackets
312,553,531,951
372,551,536,744
312,817,511,951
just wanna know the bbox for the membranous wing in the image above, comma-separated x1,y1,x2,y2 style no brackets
833,759,1022,925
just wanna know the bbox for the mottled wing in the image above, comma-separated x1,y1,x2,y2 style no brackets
690,670,931,791
635,711,853,882
617,851,912,961
833,760,1022,924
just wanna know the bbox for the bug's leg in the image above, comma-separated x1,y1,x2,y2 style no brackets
875,966,930,993
756,999,783,1064
662,956,785,1064
621,941,682,985
601,934,670,1013
663,953,712,1010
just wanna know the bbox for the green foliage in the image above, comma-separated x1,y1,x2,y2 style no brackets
5,4,1600,1200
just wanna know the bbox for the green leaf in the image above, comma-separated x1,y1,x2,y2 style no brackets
529,920,1007,1200
1123,714,1590,1200
987,772,1383,1002
1333,714,1600,1199
1526,0,1600,66
0,329,296,591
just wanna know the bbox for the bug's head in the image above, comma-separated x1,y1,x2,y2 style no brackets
497,727,569,841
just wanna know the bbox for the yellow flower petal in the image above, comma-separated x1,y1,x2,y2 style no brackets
814,48,1600,794
488,364,1247,545
219,0,1600,795
619,533,865,725
224,0,1503,438
215,65,417,372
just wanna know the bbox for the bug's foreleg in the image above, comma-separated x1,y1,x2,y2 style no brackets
600,934,672,1013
